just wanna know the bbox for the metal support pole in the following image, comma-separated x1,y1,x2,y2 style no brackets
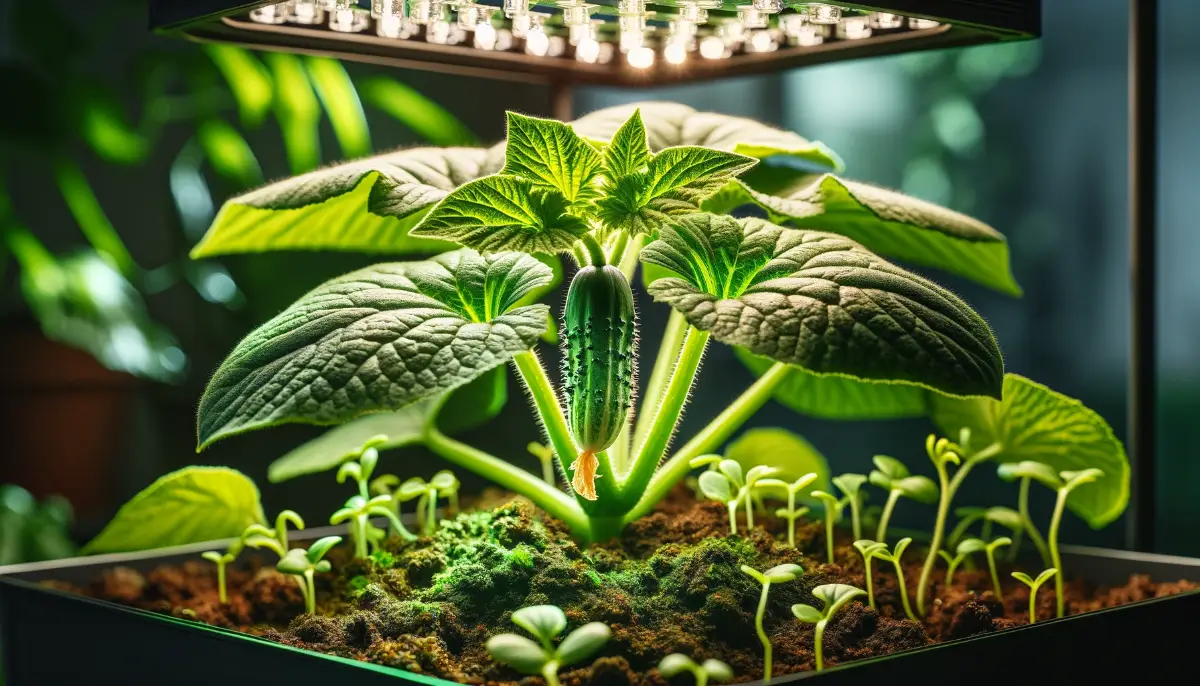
1128,0,1157,552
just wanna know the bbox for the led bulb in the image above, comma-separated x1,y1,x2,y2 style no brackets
909,17,940,30
475,21,498,48
411,0,441,24
427,18,452,43
627,45,655,69
677,2,708,24
837,15,872,40
870,12,904,29
736,6,767,30
525,26,550,56
250,3,291,24
664,42,687,65
619,28,645,53
504,0,529,18
751,0,782,14
290,0,325,24
330,7,370,32
576,36,601,62
699,35,726,59
373,0,406,19
749,29,775,52
806,3,841,24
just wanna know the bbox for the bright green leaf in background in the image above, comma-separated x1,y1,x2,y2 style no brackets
642,214,1005,399
197,250,552,448
304,56,371,160
197,118,263,188
83,467,264,554
412,175,590,254
77,85,150,165
191,147,491,257
264,52,321,174
203,44,273,129
736,348,930,420
930,373,1130,528
357,76,478,147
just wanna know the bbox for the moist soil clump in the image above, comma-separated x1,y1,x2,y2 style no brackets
57,487,1198,684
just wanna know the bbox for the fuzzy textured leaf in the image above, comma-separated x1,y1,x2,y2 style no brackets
594,147,756,235
503,112,603,202
931,374,1130,528
197,250,551,448
728,175,1020,296
642,214,1005,399
191,147,489,257
603,109,652,178
412,175,589,254
83,467,264,554
572,101,842,171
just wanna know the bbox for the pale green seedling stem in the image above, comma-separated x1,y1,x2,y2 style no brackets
985,537,1011,599
877,489,901,543
1012,568,1058,624
1017,476,1052,566
740,565,802,684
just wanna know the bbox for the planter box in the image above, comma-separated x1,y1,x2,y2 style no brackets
2,528,1198,684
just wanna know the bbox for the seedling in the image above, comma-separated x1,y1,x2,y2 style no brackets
851,540,887,610
983,537,1012,598
996,462,1056,567
331,493,414,558
947,506,1022,549
277,535,341,615
201,537,244,604
872,537,917,621
393,471,461,535
810,490,844,564
831,474,868,541
242,509,305,560
937,538,985,586
335,435,388,498
915,430,1003,616
485,605,611,686
868,455,937,543
657,654,733,686
791,584,866,672
741,564,803,683
692,456,778,534
1011,568,1059,624
528,442,558,486
755,473,819,547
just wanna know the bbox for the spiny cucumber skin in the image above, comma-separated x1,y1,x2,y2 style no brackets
561,265,637,455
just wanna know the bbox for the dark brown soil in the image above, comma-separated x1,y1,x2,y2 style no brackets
52,486,1198,684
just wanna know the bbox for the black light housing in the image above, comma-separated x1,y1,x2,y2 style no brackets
150,1,1041,87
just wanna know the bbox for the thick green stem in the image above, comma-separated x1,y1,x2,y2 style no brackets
892,558,917,621
813,619,827,671
916,457,981,616
694,669,709,686
616,234,646,283
877,490,900,542
216,562,228,604
633,310,688,451
425,428,588,537
426,490,438,535
1018,477,1052,566
54,158,136,278
354,515,368,558
744,489,755,530
581,233,607,266
542,661,561,686
756,581,773,683
621,327,710,503
1028,586,1039,624
512,350,618,505
727,502,738,535
626,362,790,524
303,569,316,614
607,231,629,266
1049,488,1068,618
986,549,1003,599
824,511,835,563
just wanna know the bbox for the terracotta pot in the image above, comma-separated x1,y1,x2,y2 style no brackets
0,325,137,525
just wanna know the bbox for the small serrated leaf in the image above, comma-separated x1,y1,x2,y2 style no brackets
503,112,603,202
603,109,652,179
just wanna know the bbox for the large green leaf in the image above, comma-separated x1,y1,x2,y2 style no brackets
725,427,831,494
304,56,371,159
736,348,929,420
502,112,603,202
267,365,508,482
602,109,652,178
357,76,478,147
83,467,264,554
727,175,1021,296
594,145,757,236
571,101,842,171
190,147,489,258
410,175,590,254
197,249,551,449
641,214,1004,399
930,374,1130,528
204,44,273,128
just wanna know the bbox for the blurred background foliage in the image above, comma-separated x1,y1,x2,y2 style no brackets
1,0,1197,558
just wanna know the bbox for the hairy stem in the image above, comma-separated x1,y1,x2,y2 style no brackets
1049,488,1068,618
581,233,607,266
1018,477,1052,566
616,234,646,283
512,350,618,505
626,362,790,524
620,327,710,504
877,490,900,543
755,581,773,683
813,619,827,671
633,310,688,450
425,427,588,537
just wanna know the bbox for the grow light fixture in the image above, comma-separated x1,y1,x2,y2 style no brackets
150,1,1040,86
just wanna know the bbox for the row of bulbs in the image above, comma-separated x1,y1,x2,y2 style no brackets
247,1,940,68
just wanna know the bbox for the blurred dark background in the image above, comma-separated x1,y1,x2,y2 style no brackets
2,0,1197,558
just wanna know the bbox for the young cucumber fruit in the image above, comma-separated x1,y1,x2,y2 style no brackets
561,264,637,500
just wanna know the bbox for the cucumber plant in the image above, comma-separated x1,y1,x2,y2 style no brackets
242,510,305,561
277,535,342,615
192,104,1013,545
741,564,804,683
692,456,778,534
791,584,866,672
658,654,733,686
757,473,819,547
201,538,243,604
851,540,887,610
485,605,611,686
867,456,936,543
873,537,917,621
1011,568,1058,624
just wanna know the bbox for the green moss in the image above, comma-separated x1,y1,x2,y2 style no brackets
349,575,370,592
369,549,397,568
